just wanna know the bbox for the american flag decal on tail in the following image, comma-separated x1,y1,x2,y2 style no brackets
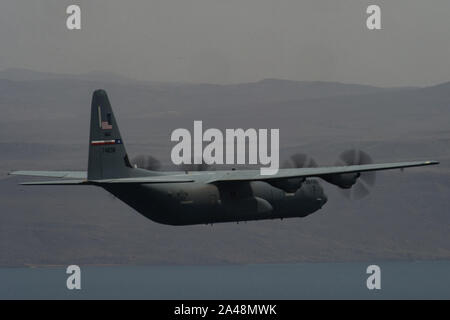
101,121,112,130
98,105,113,130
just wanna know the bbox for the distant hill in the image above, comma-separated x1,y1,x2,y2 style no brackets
0,68,137,84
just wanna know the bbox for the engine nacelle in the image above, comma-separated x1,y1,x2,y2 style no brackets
322,172,360,189
268,178,305,193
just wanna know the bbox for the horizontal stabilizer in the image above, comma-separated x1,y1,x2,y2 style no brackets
20,180,87,186
14,174,194,185
10,171,87,179
92,176,195,184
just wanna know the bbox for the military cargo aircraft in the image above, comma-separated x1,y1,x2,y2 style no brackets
9,90,439,225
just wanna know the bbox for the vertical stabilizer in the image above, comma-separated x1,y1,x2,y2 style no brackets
87,90,133,180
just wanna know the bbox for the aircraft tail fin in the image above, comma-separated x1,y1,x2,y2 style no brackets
87,90,134,180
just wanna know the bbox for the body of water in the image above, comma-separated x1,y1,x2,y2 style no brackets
1,261,449,299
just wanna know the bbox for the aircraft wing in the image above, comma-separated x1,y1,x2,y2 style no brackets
207,160,439,183
10,160,438,185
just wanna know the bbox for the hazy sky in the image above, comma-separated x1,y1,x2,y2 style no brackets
0,0,449,86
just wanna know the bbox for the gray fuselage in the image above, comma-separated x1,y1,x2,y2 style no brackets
103,176,327,225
